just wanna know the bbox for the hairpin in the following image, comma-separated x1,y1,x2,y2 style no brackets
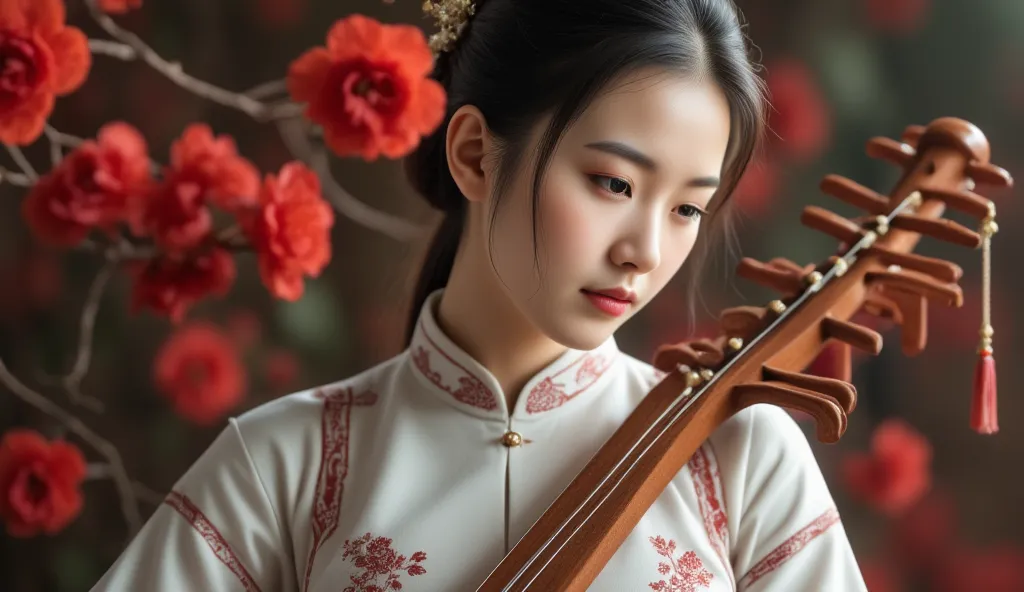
423,0,478,54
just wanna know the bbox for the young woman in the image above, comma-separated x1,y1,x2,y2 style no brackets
94,0,867,590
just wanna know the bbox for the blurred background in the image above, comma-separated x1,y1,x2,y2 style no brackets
1,0,1022,590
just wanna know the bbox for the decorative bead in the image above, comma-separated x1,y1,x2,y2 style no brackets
874,215,889,236
501,431,523,448
833,258,849,277
685,370,702,388
700,368,715,381
907,191,923,208
768,300,786,314
804,271,823,287
727,337,744,351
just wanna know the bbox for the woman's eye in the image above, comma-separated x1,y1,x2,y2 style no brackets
591,175,632,197
676,204,706,221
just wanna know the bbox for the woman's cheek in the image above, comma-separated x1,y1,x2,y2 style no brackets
542,177,601,268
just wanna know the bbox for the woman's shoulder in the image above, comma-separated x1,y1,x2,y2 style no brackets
231,351,409,456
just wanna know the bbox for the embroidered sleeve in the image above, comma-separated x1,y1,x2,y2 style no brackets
710,405,867,591
91,419,294,591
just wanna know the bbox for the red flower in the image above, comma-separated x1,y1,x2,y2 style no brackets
98,0,143,14
243,161,334,301
842,419,932,515
0,0,90,145
890,490,957,573
130,247,236,322
154,323,246,425
139,124,259,251
22,122,151,246
865,0,930,34
287,14,446,160
225,308,262,348
765,59,831,162
0,429,86,537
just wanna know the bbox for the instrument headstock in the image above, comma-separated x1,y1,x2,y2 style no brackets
653,117,1013,441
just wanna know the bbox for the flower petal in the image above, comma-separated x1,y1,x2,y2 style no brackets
45,26,91,94
286,48,332,104
99,121,149,162
385,25,435,78
17,0,64,35
326,14,385,62
0,92,54,145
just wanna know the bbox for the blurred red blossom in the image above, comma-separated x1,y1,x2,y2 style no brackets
0,429,86,538
733,156,781,216
130,247,236,322
98,0,143,14
242,161,334,301
842,419,932,515
287,14,446,160
154,323,246,425
0,0,91,145
22,122,151,246
226,308,263,349
932,546,1024,592
139,124,259,251
265,348,300,390
765,59,831,162
889,490,957,574
255,0,306,30
857,558,900,592
865,0,931,34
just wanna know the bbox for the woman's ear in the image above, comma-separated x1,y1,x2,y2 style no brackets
446,105,493,204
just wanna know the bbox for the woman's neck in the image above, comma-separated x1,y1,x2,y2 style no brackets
435,235,568,412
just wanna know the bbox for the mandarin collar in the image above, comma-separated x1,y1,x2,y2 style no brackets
406,289,621,421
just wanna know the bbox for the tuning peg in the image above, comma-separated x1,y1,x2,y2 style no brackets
868,269,962,307
821,316,883,355
737,258,805,295
884,288,928,356
890,214,981,248
732,381,847,443
801,206,865,245
719,306,770,342
820,174,889,215
862,290,904,324
762,364,857,413
767,258,814,275
901,125,926,146
652,337,726,373
919,186,994,219
966,161,1013,189
866,136,916,168
864,245,962,282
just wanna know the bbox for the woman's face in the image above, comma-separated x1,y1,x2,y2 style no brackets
483,68,733,351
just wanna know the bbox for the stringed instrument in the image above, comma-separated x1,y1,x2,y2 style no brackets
477,117,1013,591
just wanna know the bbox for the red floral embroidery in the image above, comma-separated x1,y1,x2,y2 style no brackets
648,536,713,592
340,532,427,592
737,507,841,588
164,491,263,591
302,386,378,592
411,318,498,411
525,352,614,413
687,445,733,588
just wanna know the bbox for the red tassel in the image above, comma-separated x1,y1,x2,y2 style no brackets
970,350,998,434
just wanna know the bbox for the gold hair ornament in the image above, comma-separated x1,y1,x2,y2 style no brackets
423,0,477,54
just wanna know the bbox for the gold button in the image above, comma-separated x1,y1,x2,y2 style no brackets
501,431,523,448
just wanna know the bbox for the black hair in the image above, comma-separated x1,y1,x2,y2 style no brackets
404,0,766,344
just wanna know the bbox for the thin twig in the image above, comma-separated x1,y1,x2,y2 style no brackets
43,124,65,167
55,260,117,412
87,464,166,507
5,145,37,181
0,166,32,187
244,79,288,100
83,0,294,122
88,39,137,61
0,357,143,535
276,118,431,241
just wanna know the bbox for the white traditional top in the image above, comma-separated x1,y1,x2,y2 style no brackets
93,289,867,591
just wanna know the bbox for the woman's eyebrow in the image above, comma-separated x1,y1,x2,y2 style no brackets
584,140,720,188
